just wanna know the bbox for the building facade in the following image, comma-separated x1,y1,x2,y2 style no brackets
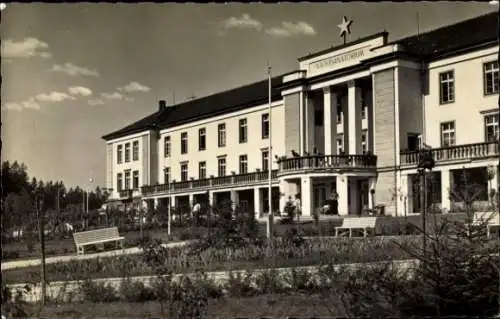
102,12,499,217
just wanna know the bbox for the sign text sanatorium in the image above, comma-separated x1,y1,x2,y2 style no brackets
310,48,366,71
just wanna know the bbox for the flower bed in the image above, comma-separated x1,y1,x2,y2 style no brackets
2,236,419,284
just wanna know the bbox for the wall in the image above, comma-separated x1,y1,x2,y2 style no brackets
373,69,397,214
398,66,424,151
424,46,499,146
158,102,285,182
283,93,301,156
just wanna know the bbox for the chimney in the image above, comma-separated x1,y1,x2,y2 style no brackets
158,100,167,111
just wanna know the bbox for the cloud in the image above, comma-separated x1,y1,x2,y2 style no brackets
1,37,52,59
50,63,100,77
266,21,316,37
118,81,151,93
88,99,105,106
35,91,76,103
223,14,262,31
101,92,133,102
68,86,93,97
2,98,41,111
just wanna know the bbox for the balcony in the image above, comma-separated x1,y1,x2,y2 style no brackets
277,154,378,176
400,141,499,167
141,170,278,196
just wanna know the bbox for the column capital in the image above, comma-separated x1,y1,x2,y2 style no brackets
323,86,331,94
347,79,356,88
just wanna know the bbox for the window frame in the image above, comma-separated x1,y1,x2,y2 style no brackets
164,167,170,184
261,149,269,171
117,173,123,191
239,154,248,174
164,136,171,158
180,162,188,182
439,70,455,105
440,121,456,147
180,132,188,154
239,118,248,143
336,134,344,154
361,129,368,154
117,145,123,164
124,170,131,190
484,113,499,142
217,157,227,177
198,161,207,179
132,170,139,189
198,128,206,151
124,143,131,163
483,60,499,96
261,113,270,139
218,123,226,147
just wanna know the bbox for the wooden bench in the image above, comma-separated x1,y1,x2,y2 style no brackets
73,227,124,255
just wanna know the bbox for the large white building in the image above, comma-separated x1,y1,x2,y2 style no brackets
102,12,499,217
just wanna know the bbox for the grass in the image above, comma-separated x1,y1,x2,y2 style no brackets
2,236,417,284
26,294,342,318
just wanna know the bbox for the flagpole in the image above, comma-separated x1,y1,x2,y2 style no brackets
267,64,273,240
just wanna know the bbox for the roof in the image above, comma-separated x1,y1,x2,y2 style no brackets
395,11,498,59
103,11,498,142
102,75,283,141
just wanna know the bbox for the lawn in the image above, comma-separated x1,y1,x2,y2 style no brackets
18,294,344,318
1,219,341,261
2,236,418,284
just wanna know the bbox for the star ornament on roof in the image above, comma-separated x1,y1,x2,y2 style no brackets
338,16,353,38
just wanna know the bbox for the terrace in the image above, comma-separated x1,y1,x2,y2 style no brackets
277,154,378,176
141,170,278,196
400,141,498,167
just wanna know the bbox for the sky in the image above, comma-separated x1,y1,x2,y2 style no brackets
1,2,498,189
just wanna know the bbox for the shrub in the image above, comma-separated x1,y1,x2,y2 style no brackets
2,250,20,260
225,271,257,298
1,283,31,319
80,279,119,303
119,278,155,302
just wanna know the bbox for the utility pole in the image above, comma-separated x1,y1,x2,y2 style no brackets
36,194,47,305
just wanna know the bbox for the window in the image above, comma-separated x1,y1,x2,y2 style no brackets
337,134,344,154
132,170,139,189
440,121,456,147
218,123,226,147
361,92,367,120
117,173,123,191
262,149,269,171
181,132,188,154
164,136,171,158
124,170,131,190
180,163,188,182
337,104,342,124
439,70,455,104
164,167,170,184
484,61,499,95
218,157,226,177
132,141,139,161
117,145,123,164
239,118,248,143
361,130,368,153
485,113,499,142
314,107,323,126
124,143,131,162
199,161,206,179
261,114,270,139
239,155,248,174
198,128,206,151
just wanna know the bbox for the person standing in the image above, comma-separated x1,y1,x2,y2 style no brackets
294,193,302,223
331,190,339,215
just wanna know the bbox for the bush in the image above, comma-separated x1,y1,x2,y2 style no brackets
119,278,155,302
225,271,257,297
80,279,119,303
2,250,20,260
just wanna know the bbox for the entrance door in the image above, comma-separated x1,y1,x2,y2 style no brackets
313,183,327,211
359,180,369,214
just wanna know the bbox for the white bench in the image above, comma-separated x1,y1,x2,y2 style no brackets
73,227,125,255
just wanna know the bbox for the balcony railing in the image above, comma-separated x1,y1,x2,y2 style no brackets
277,154,378,174
119,189,132,198
400,141,499,166
141,170,278,196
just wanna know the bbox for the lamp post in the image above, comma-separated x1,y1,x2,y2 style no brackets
417,147,435,257
34,190,46,305
86,177,94,229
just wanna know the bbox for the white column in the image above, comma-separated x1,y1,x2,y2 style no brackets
230,190,239,210
324,87,338,155
208,191,214,206
254,187,262,217
368,177,376,209
337,175,349,215
441,170,451,213
301,177,313,216
153,198,159,209
348,80,362,154
304,92,315,154
188,193,194,207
